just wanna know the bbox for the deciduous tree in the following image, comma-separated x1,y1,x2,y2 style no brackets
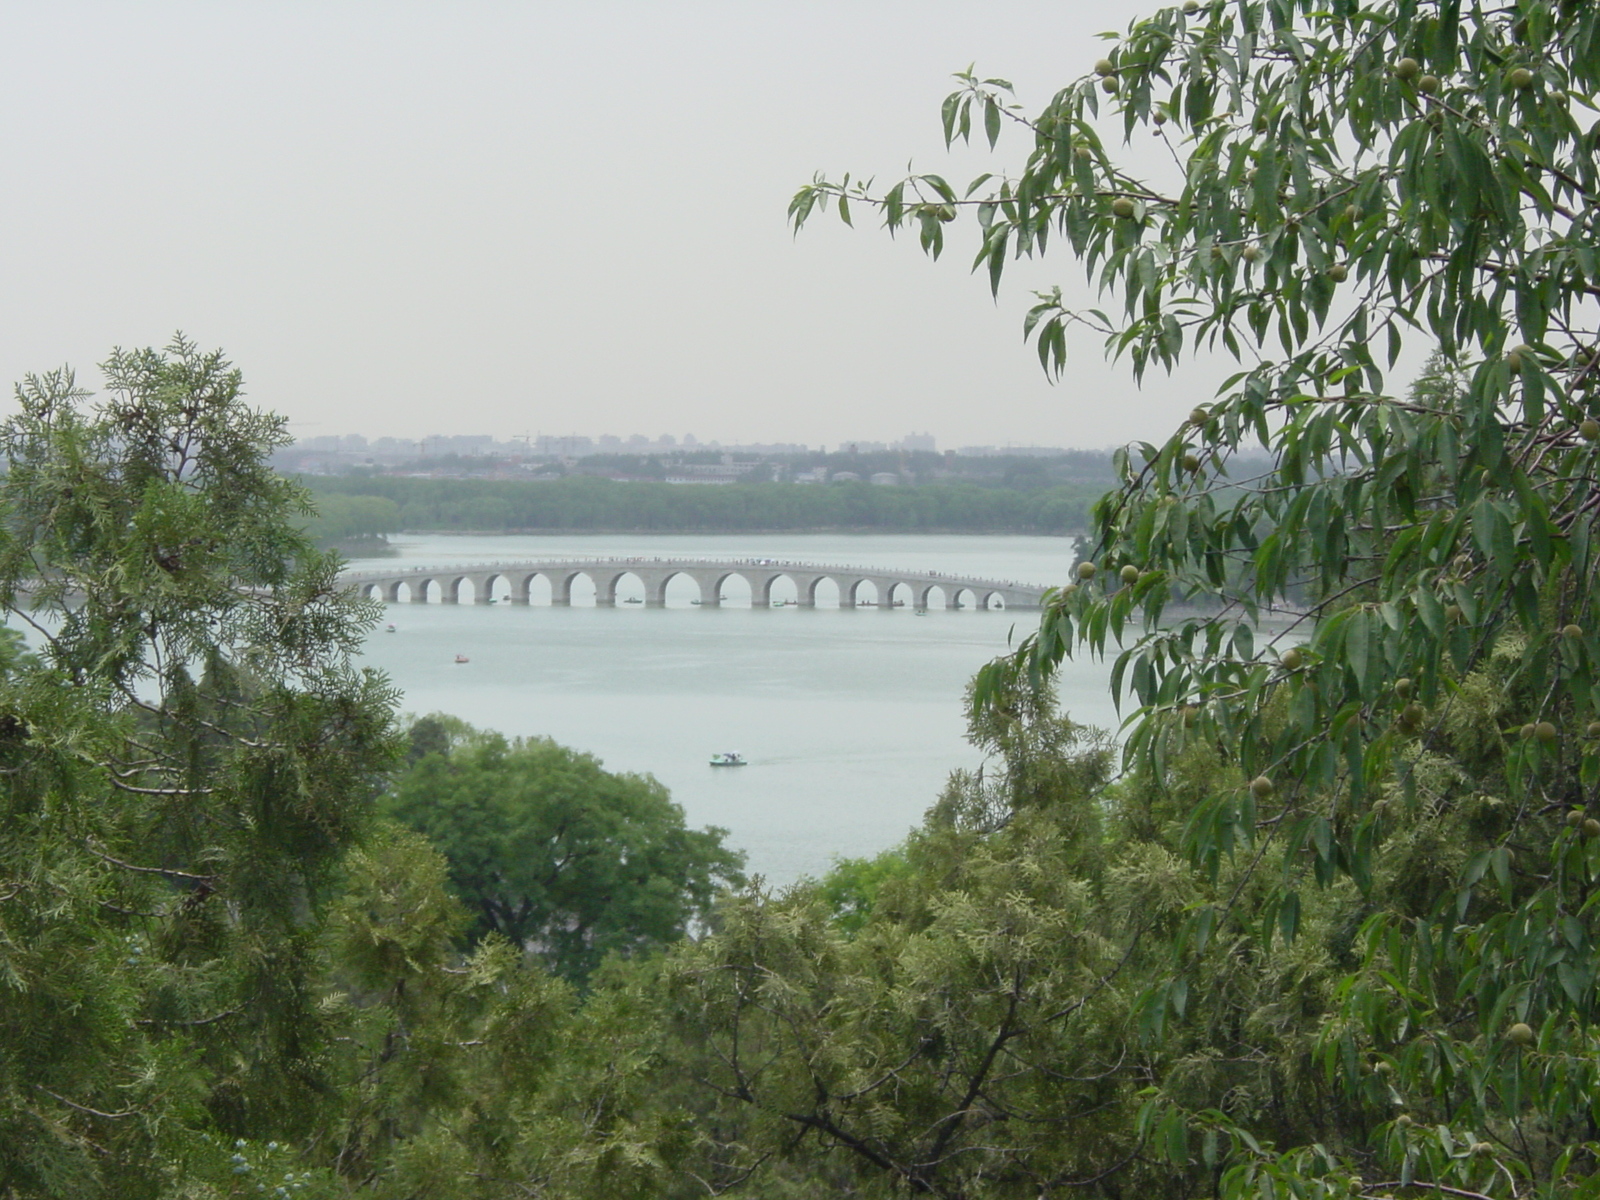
384,719,746,982
791,0,1600,1194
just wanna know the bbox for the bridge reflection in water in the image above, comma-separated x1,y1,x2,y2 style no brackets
339,557,1051,611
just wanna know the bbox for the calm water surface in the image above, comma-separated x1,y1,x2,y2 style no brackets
352,533,1117,884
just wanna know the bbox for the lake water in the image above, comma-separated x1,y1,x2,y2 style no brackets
354,533,1118,884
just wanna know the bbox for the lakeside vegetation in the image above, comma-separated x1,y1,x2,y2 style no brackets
300,474,1103,540
6,1,1600,1197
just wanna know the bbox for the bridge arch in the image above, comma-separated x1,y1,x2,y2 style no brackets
601,570,649,608
476,572,511,604
844,578,879,608
707,571,752,608
885,581,915,610
553,570,596,607
804,575,840,608
754,572,800,607
917,582,947,610
505,570,551,605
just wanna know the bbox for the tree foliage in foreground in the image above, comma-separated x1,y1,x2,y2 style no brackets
383,716,745,983
0,338,403,1194
788,0,1600,1195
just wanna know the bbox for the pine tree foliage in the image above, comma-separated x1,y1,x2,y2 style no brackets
789,1,1600,1195
0,338,402,1195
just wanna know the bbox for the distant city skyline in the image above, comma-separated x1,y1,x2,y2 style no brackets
288,428,1084,461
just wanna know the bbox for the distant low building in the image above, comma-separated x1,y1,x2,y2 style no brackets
869,472,900,486
830,471,862,483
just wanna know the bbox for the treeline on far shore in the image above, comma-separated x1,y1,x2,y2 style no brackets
299,474,1107,540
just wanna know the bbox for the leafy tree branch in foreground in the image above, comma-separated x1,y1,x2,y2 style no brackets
790,0,1600,1195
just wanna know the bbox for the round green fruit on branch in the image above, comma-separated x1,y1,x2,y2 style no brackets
1586,818,1600,838
1395,677,1414,699
1587,721,1600,739
1182,0,1198,11
1280,647,1304,670
1076,561,1098,581
1094,58,1116,77
1395,1114,1414,1128
1101,76,1119,95
1536,721,1559,743
1508,67,1535,89
1445,604,1463,623
1562,624,1583,640
1249,775,1275,799
1343,204,1363,223
1152,110,1168,127
1241,245,1261,262
1567,809,1585,829
1506,1022,1535,1046
1181,452,1202,472
1394,57,1420,80
1580,418,1600,442
1189,406,1209,426
1327,263,1348,282
1074,144,1094,160
1417,74,1440,94
1470,1143,1495,1158
1111,197,1136,219
1120,564,1141,585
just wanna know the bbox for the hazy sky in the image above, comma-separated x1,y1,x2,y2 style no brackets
1,0,1213,451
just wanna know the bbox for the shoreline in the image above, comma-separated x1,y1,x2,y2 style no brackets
330,528,1083,559
399,526,1079,538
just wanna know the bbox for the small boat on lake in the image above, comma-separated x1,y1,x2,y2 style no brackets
709,752,746,767
385,623,396,632
454,654,470,664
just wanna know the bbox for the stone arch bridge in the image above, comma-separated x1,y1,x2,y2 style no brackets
339,557,1051,611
